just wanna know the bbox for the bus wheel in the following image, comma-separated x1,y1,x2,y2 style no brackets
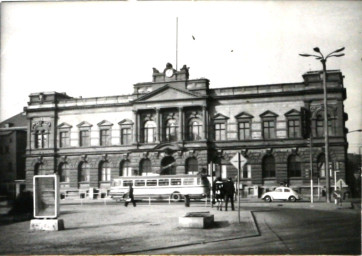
171,193,182,202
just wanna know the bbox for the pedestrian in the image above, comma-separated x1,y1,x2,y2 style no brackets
125,184,136,207
333,188,343,207
224,177,235,211
214,177,224,211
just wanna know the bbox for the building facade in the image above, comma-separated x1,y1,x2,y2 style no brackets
24,63,348,197
0,112,27,199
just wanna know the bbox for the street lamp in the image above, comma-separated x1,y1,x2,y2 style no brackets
300,47,345,203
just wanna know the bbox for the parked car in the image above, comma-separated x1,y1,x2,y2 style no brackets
261,187,301,202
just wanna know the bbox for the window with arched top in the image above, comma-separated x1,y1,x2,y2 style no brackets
262,155,275,178
59,163,70,182
287,155,301,177
99,161,111,182
78,162,90,184
120,160,132,177
185,157,198,174
188,119,202,141
165,119,178,142
143,121,156,143
140,159,152,176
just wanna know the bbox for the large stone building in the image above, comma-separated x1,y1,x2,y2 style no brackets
24,63,348,197
0,112,27,199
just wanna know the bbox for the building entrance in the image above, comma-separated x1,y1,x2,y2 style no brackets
161,156,176,175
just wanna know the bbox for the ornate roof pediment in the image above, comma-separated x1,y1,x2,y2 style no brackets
284,109,300,117
77,121,93,128
97,120,113,127
260,110,278,118
213,113,229,120
235,111,254,119
118,119,134,125
57,122,72,129
133,85,201,103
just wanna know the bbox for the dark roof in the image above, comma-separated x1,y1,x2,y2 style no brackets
0,112,27,128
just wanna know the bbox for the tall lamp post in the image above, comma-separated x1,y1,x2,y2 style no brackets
299,47,345,203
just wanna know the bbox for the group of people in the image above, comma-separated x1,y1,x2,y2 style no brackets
213,177,235,211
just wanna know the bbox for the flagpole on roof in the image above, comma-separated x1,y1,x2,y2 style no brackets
176,17,178,71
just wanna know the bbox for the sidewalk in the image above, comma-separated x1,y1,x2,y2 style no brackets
0,202,259,255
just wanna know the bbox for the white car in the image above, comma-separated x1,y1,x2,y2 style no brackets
261,187,301,202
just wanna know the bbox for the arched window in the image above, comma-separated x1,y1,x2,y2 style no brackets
140,159,152,176
120,160,132,177
161,156,176,175
143,121,156,143
262,155,275,178
78,162,90,184
185,157,198,174
99,161,111,182
188,119,202,141
58,163,70,182
316,113,333,137
165,119,177,142
288,155,301,177
317,154,326,178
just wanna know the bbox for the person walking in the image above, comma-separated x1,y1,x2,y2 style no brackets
125,184,136,207
214,177,224,211
224,177,235,211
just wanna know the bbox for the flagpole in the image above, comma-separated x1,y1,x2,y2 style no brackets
176,17,178,70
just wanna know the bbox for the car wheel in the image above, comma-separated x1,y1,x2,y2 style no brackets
289,196,296,202
171,193,182,202
265,196,272,202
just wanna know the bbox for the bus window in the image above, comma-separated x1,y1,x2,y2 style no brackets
112,180,121,186
183,178,194,185
171,179,181,186
147,180,157,186
135,180,145,186
159,179,169,186
123,180,133,187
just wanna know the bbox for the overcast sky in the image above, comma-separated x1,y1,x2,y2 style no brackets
1,1,361,153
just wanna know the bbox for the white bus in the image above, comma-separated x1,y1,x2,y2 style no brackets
109,174,210,201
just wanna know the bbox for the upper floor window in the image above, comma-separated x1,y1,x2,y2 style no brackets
188,119,202,141
35,130,48,149
59,131,69,148
238,121,251,140
287,155,301,177
235,112,253,140
98,120,113,146
214,123,226,140
100,129,111,146
143,121,156,143
121,128,131,145
165,119,178,142
262,120,276,139
77,121,93,147
285,109,301,138
58,122,72,148
80,130,90,147
119,119,134,145
260,111,278,139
